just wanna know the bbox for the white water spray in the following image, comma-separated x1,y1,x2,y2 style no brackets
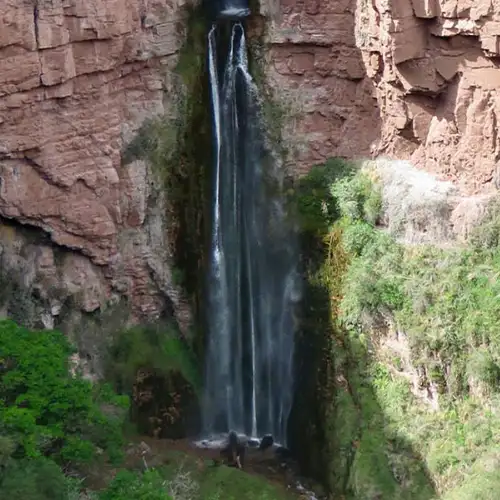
203,20,300,446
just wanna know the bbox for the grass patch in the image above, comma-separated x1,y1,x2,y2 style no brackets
156,450,295,500
291,160,436,498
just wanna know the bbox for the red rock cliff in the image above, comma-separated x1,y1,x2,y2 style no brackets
263,0,500,193
1,0,499,339
0,0,190,340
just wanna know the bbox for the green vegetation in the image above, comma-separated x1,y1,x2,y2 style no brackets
100,469,172,500
149,449,294,500
106,325,200,397
98,447,296,500
294,158,500,499
337,185,500,496
105,325,200,439
0,319,128,499
0,319,295,499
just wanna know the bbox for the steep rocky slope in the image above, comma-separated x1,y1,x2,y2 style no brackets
1,0,499,358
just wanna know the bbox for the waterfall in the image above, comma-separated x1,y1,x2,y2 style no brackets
203,19,300,446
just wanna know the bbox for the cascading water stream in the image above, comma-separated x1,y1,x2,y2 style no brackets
203,18,300,447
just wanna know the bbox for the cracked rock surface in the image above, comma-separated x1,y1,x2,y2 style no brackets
0,0,191,335
261,0,500,194
2,0,500,341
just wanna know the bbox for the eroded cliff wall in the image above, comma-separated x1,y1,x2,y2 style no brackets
262,0,500,194
0,0,191,343
2,0,499,347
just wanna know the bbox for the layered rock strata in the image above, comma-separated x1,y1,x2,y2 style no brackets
263,0,500,193
2,0,500,342
0,0,191,338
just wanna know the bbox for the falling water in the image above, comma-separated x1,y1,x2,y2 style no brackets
203,18,300,446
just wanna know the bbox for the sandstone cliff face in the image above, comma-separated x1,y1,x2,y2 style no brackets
264,0,500,194
260,0,381,175
2,0,499,344
0,0,191,345
358,0,500,194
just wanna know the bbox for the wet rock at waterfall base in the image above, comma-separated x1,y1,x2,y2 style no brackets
247,438,260,448
258,434,274,451
219,430,247,469
275,445,292,461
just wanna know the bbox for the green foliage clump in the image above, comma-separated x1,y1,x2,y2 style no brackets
100,469,171,500
331,172,382,225
0,457,71,500
0,319,129,499
293,162,438,499
315,167,500,495
294,162,401,497
338,199,500,396
106,325,200,397
105,325,200,439
293,157,355,234
157,450,293,500
0,320,128,465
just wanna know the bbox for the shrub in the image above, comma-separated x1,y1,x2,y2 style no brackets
105,324,200,397
0,457,69,500
331,172,382,225
100,469,172,500
321,168,500,493
0,319,128,465
293,157,355,234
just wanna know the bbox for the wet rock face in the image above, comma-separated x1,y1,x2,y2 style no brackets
262,0,500,194
0,1,191,332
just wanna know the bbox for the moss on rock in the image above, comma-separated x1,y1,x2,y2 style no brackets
122,3,211,358
105,323,201,439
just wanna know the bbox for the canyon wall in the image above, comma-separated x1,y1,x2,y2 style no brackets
0,0,191,350
263,0,500,194
1,0,500,346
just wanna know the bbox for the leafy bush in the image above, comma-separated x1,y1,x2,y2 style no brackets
331,172,382,224
320,168,500,494
328,173,500,397
100,469,172,500
293,157,355,234
0,456,70,500
0,319,128,465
